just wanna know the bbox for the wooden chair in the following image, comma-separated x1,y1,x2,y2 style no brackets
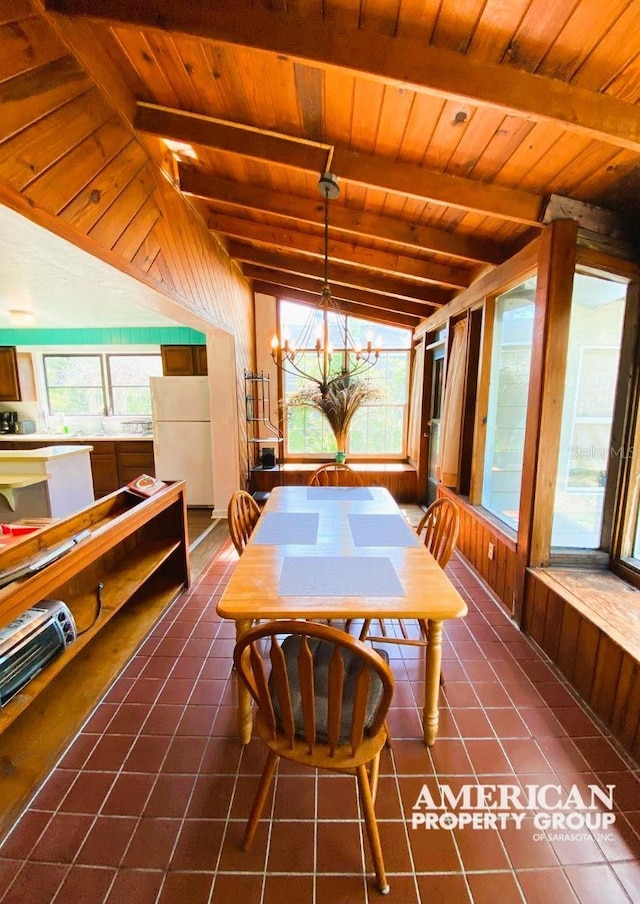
227,489,261,556
358,497,460,646
307,463,364,487
233,620,394,895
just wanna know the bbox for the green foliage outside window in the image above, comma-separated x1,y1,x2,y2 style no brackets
44,353,162,417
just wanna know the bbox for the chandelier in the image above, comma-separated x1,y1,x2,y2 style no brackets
270,172,380,398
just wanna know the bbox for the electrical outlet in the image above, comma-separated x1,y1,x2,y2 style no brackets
488,542,495,560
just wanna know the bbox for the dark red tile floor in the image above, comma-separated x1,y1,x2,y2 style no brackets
1,542,639,903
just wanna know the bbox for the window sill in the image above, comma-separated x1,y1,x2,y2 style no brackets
531,566,640,663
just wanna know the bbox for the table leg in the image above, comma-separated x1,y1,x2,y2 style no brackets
235,618,254,744
423,619,443,746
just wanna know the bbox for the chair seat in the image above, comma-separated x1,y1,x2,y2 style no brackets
271,634,389,744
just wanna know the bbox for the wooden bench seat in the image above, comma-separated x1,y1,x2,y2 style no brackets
526,567,640,761
251,462,418,503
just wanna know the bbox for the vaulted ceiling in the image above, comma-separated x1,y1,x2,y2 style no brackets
44,0,640,330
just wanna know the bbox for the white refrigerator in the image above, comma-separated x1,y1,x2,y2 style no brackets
150,376,214,506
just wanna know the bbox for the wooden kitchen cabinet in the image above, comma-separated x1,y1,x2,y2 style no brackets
0,348,20,401
90,442,119,497
91,441,155,498
161,345,207,376
0,348,37,402
116,440,155,487
193,345,208,375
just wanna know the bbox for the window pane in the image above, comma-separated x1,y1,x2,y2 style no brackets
45,355,102,387
482,278,536,529
48,387,105,416
45,356,105,415
286,404,336,453
551,274,626,548
348,351,409,455
345,318,412,349
279,300,344,349
107,354,162,415
108,355,162,384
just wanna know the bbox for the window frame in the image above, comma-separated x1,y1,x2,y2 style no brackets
471,272,538,533
43,352,162,418
43,352,107,417
608,281,640,586
276,299,413,460
282,346,412,460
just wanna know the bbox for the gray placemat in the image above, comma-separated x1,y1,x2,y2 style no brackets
279,555,405,597
306,486,373,501
348,513,420,547
252,512,320,545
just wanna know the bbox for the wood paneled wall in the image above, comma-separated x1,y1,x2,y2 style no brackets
439,487,517,614
0,2,254,477
524,571,640,760
252,464,417,503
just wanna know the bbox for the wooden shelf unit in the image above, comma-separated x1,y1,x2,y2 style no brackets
0,481,190,836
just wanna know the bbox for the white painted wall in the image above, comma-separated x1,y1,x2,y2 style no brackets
254,291,280,428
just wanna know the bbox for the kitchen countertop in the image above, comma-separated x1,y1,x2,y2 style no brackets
0,434,153,442
0,445,94,459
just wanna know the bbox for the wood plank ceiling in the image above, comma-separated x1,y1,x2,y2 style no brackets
44,0,640,329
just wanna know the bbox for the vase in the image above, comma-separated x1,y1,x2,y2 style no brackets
335,451,347,464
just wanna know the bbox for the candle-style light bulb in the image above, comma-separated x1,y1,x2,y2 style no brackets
271,334,279,351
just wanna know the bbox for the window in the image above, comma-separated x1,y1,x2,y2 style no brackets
107,355,163,416
44,353,162,417
481,277,537,530
279,301,412,457
44,355,105,416
348,350,410,455
551,273,627,549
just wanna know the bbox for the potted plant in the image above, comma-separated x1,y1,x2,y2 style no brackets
286,376,382,461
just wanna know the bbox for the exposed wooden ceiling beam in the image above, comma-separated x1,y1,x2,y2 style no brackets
135,103,329,172
252,281,420,330
208,212,470,290
135,102,543,225
228,242,453,305
244,266,433,319
180,167,507,265
46,0,640,154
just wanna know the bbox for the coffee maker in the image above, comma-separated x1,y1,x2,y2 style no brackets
0,411,18,433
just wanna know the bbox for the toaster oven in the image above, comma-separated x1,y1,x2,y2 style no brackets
0,600,76,706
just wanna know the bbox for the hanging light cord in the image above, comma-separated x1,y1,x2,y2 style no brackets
323,183,329,289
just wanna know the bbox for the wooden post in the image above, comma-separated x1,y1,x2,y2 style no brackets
514,218,578,624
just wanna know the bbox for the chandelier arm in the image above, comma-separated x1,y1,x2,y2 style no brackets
272,352,323,389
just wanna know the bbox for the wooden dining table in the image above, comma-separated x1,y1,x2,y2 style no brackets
217,484,468,746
